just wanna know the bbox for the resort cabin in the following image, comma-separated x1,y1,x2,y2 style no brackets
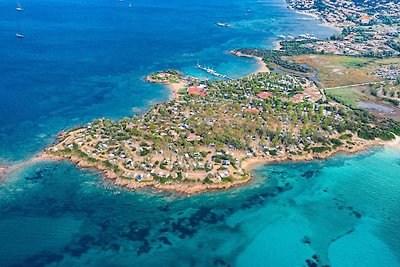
257,92,274,99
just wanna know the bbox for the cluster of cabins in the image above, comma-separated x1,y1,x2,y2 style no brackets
372,65,400,80
290,0,399,27
308,34,399,56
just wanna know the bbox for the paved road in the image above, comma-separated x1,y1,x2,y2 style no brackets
324,81,385,90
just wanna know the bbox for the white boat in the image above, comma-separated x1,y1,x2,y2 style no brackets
298,17,315,21
16,1,23,11
215,22,231,28
298,33,318,40
129,2,132,7
16,22,24,38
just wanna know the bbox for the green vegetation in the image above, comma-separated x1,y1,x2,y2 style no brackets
326,87,365,108
236,40,317,73
203,177,213,184
339,134,353,140
383,97,399,107
386,40,400,53
290,55,386,87
46,68,400,191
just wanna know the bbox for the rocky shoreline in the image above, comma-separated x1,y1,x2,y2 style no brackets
39,137,385,195
39,152,251,195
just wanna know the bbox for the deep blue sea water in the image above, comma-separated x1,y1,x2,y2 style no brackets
1,0,400,266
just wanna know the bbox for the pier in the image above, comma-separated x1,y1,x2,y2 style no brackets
196,63,232,80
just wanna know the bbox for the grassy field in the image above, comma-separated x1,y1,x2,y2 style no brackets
325,85,369,108
290,55,400,88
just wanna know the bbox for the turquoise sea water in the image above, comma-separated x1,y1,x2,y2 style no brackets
1,147,400,266
2,0,400,266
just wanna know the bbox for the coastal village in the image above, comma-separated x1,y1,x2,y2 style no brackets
287,0,400,57
40,0,400,194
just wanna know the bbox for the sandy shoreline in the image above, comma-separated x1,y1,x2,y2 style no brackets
295,10,342,33
386,135,400,150
273,40,282,51
318,22,342,33
295,10,320,20
167,81,185,99
229,50,270,75
145,75,185,100
242,139,384,173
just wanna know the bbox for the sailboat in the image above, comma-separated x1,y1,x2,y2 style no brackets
16,22,24,38
16,1,23,11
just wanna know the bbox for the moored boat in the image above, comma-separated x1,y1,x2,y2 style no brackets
16,1,23,11
16,22,24,38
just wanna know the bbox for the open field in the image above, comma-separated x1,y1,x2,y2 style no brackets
288,54,400,120
325,84,400,121
325,85,369,108
290,54,400,88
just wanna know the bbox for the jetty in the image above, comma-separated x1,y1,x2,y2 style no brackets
196,63,231,80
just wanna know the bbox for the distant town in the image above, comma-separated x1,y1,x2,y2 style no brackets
287,0,400,57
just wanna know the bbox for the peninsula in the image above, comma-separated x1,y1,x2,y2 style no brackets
41,0,400,195
42,68,400,194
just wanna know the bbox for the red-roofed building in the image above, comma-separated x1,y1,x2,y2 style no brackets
244,108,260,114
188,85,207,97
257,92,274,99
359,15,372,24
